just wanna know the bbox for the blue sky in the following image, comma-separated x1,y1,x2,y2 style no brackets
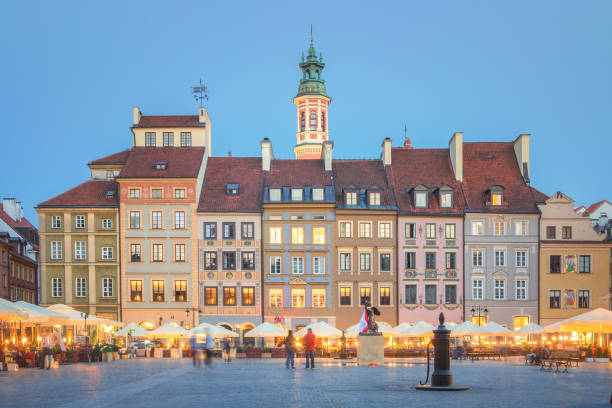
1,1,611,224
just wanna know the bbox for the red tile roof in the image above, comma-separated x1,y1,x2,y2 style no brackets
265,159,332,186
37,180,118,208
462,142,539,213
198,157,264,212
88,149,131,166
118,147,205,179
388,148,466,214
586,200,611,215
332,160,396,207
133,115,202,128
0,203,37,230
529,187,549,203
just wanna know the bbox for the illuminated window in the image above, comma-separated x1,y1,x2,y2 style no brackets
359,287,371,306
491,192,502,205
471,316,487,326
494,222,504,236
270,288,282,307
312,227,326,244
513,316,529,330
291,227,304,244
340,287,352,306
205,287,217,305
130,280,142,302
269,227,282,244
242,287,254,306
312,288,326,308
172,280,187,302
223,287,236,306
152,280,165,301
291,288,305,307
379,287,391,306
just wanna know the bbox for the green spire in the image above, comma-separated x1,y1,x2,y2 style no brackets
296,36,328,98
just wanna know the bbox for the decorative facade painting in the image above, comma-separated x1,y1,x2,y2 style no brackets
562,288,577,308
563,254,577,274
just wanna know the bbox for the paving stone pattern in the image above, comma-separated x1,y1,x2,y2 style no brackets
0,357,611,408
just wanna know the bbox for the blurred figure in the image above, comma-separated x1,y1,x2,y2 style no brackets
284,330,296,369
223,337,231,363
303,328,316,369
42,328,59,370
204,329,214,367
190,334,201,368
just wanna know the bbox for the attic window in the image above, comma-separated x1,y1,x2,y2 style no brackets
345,192,357,206
492,192,502,205
312,188,324,201
106,190,115,199
270,188,281,202
415,192,427,208
291,188,303,201
226,183,240,196
439,187,453,208
369,192,381,206
487,186,505,206
154,161,168,170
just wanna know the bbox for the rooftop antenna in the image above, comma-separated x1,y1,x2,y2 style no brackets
192,79,209,108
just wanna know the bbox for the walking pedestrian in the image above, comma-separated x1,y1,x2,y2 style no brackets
204,329,214,367
284,330,296,369
190,335,201,368
223,337,231,363
41,329,58,370
303,328,316,369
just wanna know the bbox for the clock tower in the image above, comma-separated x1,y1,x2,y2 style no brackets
293,37,331,160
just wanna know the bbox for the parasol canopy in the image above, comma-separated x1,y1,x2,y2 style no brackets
404,320,436,336
450,321,481,337
148,322,189,337
543,308,612,333
0,298,28,321
14,301,69,324
477,321,513,336
47,304,108,325
514,322,544,335
115,322,149,337
243,322,287,338
295,321,343,338
190,323,238,338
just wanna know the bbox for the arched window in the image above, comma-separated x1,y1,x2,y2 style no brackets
316,70,320,80
310,111,317,130
321,112,326,132
300,112,305,131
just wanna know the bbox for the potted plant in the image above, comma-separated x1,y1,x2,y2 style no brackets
112,344,120,361
52,345,62,364
235,347,246,359
261,347,272,358
585,347,594,362
595,346,608,362
103,344,114,362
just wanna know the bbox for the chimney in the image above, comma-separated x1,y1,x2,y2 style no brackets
199,107,208,125
16,202,22,222
449,132,463,182
2,198,17,221
513,133,530,184
261,138,273,172
321,141,334,171
381,138,392,166
132,107,141,126
599,214,609,229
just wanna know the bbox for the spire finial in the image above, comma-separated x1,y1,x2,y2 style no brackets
403,125,412,148
310,24,313,43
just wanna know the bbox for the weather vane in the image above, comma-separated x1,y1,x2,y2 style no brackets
192,79,209,108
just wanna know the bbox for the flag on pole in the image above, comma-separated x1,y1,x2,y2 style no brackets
358,310,369,334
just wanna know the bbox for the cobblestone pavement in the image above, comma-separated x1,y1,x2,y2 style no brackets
1,357,611,408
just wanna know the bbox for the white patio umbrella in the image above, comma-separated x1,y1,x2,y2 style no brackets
405,320,436,336
450,321,481,337
190,323,238,338
47,304,107,325
344,321,395,337
14,301,69,324
478,321,513,336
515,322,544,335
543,308,612,333
391,322,413,336
0,298,28,321
243,322,287,338
149,322,189,337
115,323,148,337
295,321,343,338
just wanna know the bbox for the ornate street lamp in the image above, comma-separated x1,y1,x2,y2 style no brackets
80,312,90,362
470,306,488,326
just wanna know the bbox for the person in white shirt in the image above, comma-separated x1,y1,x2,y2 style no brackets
42,329,58,369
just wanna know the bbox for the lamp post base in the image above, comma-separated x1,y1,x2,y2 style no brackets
415,385,470,391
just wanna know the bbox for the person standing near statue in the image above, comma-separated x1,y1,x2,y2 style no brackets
303,328,316,369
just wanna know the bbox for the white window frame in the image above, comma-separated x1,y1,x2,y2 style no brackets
440,192,452,208
74,241,86,260
291,188,303,201
515,249,528,268
101,247,114,260
339,252,352,271
405,223,416,238
269,288,283,307
269,227,282,244
174,211,185,229
51,241,63,260
515,220,528,236
75,277,87,298
358,222,372,238
52,278,63,297
515,279,527,300
379,252,392,272
471,220,483,236
312,227,326,244
102,278,114,298
378,222,392,239
75,215,86,229
129,188,140,199
312,188,324,201
339,286,352,306
359,252,372,271
339,221,352,238
378,286,392,306
472,279,484,300
346,192,357,206
494,221,505,236
313,256,325,274
292,257,304,274
175,244,186,262
291,288,305,308
291,227,304,244
494,248,506,267
102,218,112,229
369,192,381,206
415,192,427,208
51,215,62,229
312,288,326,308
269,188,281,201
494,279,506,300
472,249,483,267
151,211,162,229
269,256,281,274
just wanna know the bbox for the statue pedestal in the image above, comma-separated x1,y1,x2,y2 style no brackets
357,333,384,366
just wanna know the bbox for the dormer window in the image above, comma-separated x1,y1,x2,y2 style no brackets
487,185,505,206
291,188,303,201
439,186,453,208
226,183,239,196
369,192,381,206
270,188,281,202
106,190,115,199
312,188,324,201
346,192,357,206
415,192,427,208
154,161,168,170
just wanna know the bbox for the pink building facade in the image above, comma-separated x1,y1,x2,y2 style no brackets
397,216,464,324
